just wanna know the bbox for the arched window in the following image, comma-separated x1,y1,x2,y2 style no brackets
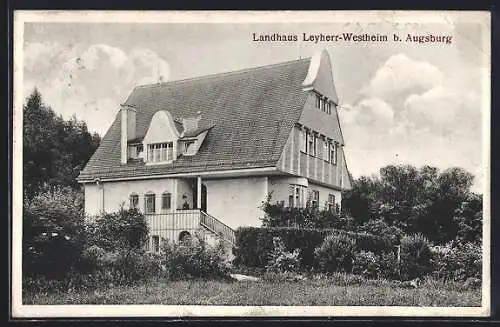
129,193,139,209
144,192,156,214
162,191,172,210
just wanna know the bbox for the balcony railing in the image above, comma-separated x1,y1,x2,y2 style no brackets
145,209,235,245
200,211,236,245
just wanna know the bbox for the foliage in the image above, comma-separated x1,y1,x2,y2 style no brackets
342,164,481,244
162,236,231,281
77,247,164,287
314,234,357,273
430,241,482,282
23,186,86,279
85,207,149,253
265,237,301,273
233,227,392,270
399,234,433,280
23,89,100,198
260,199,354,230
352,251,380,279
356,218,404,245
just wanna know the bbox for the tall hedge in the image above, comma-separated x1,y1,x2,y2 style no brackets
233,227,393,270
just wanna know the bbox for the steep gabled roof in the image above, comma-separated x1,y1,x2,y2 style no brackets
78,57,312,181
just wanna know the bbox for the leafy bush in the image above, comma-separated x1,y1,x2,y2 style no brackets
356,219,404,245
85,207,149,252
260,199,355,230
233,227,392,270
353,251,380,279
431,241,482,282
163,236,231,281
378,251,400,280
265,237,301,273
23,186,85,280
400,233,433,280
314,234,357,273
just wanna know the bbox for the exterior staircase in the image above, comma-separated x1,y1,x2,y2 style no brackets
145,209,236,248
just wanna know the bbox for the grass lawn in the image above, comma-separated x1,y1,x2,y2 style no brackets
24,278,481,306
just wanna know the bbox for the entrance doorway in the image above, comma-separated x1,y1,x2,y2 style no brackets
193,183,207,212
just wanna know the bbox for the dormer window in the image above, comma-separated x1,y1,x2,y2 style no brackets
147,142,173,163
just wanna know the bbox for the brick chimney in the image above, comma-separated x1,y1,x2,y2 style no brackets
120,104,137,164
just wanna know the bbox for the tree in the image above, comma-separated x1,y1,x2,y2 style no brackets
23,89,101,198
342,164,481,244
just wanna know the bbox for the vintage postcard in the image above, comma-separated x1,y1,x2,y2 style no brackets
11,10,491,318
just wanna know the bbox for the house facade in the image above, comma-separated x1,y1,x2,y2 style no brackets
77,50,352,249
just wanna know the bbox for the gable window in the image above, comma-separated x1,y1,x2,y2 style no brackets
129,193,139,209
328,194,336,212
326,101,331,115
147,142,173,163
183,140,196,154
329,141,338,164
323,139,329,161
161,192,172,210
300,128,307,153
144,192,156,214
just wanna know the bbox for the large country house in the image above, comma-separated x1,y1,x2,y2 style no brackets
77,50,352,250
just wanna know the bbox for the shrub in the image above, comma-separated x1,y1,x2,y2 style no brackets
233,227,392,270
378,251,400,280
260,199,355,230
430,241,482,282
265,237,301,273
353,251,380,279
85,207,149,252
23,186,85,280
400,233,433,280
163,236,231,281
314,234,357,273
356,219,404,245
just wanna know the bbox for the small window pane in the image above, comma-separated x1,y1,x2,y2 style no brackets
162,192,171,210
145,193,156,214
130,194,139,209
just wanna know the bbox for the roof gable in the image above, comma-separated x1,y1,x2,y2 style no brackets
79,57,312,180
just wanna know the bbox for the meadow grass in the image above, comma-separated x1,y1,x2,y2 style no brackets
24,277,481,306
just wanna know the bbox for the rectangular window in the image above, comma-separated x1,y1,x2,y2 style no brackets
148,142,174,162
144,193,156,214
315,94,321,108
300,129,306,153
162,192,171,210
130,194,139,209
323,139,329,161
328,194,336,212
311,190,319,207
152,235,160,253
288,185,295,207
289,184,307,208
326,102,331,115
329,141,338,164
308,132,314,156
308,133,317,156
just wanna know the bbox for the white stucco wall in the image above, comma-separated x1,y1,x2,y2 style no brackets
308,182,342,211
266,177,342,211
84,178,179,216
203,177,269,229
268,176,308,205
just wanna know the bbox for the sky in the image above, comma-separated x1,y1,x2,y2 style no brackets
21,14,489,192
